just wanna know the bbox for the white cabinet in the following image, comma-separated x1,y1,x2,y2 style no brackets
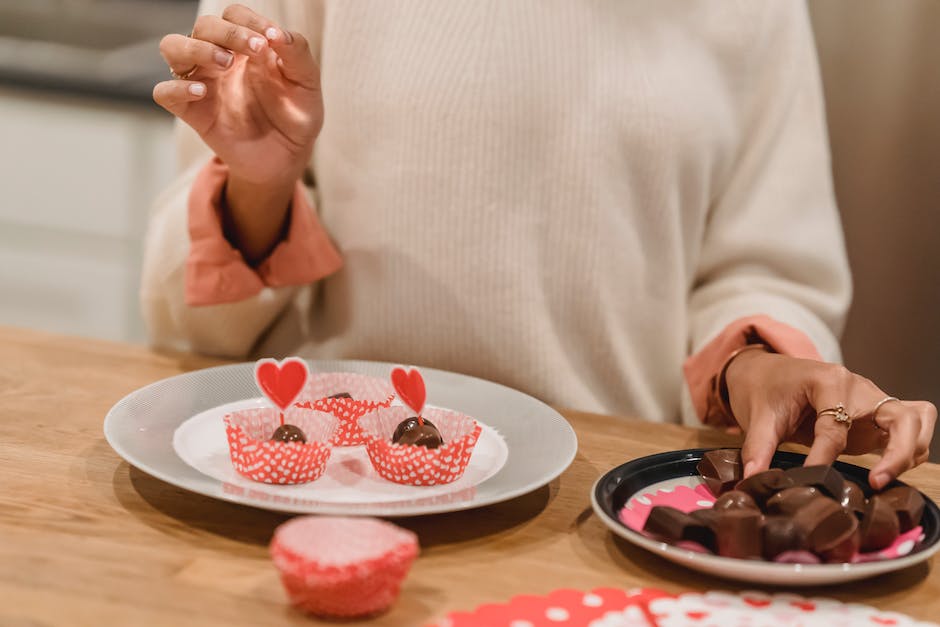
0,85,176,342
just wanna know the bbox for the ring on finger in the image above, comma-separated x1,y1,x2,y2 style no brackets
170,65,198,80
817,402,853,427
871,396,900,432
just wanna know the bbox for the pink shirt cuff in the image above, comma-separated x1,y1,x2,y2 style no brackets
184,158,343,306
683,314,823,423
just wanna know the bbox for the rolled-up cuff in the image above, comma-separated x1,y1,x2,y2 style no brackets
184,158,343,306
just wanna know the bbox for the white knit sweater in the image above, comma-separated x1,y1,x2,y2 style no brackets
142,0,851,424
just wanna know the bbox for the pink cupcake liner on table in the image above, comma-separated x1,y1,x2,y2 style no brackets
359,406,482,486
295,372,394,446
270,515,419,618
224,405,337,485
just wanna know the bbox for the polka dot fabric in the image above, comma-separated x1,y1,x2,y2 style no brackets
224,406,337,485
270,516,419,618
296,372,394,446
360,406,482,486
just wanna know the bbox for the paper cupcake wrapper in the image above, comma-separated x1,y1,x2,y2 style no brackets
296,372,395,446
619,483,927,563
224,406,337,485
359,406,482,486
270,516,419,618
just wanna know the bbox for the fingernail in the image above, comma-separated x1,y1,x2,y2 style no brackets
872,473,889,489
214,50,233,68
249,36,265,52
265,27,279,41
189,83,206,96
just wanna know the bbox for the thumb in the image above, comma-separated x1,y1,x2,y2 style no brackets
740,408,783,478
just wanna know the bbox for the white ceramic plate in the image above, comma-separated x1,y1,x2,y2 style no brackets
591,448,940,586
104,360,577,516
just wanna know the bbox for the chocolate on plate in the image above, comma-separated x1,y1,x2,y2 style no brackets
271,424,307,444
785,465,845,499
881,486,926,533
840,481,867,517
392,417,444,449
697,449,743,497
765,486,821,517
762,515,807,560
645,506,716,551
714,509,763,559
859,494,901,552
795,497,860,563
327,392,353,399
734,469,794,507
713,490,759,512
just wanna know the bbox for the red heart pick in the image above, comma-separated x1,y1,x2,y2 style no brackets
255,358,309,411
685,611,709,620
390,367,426,415
743,597,771,608
872,618,898,626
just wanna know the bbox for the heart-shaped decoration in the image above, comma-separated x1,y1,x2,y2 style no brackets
871,618,898,626
685,611,709,620
790,601,815,612
743,597,771,608
391,366,426,415
255,357,309,410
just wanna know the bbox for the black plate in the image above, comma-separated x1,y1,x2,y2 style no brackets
593,448,940,559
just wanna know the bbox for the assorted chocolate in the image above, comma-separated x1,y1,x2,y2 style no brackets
644,449,926,563
271,424,308,444
391,417,444,449
327,392,353,399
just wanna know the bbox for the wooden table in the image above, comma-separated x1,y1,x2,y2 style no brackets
2,326,939,626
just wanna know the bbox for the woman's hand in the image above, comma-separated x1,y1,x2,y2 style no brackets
153,4,322,263
725,350,937,490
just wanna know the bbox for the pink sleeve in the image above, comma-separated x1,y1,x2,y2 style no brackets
683,314,823,423
184,158,343,307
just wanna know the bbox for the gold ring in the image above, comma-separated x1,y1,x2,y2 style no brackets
871,396,899,432
170,65,198,80
817,402,852,427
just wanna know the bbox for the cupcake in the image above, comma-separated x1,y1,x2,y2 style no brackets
270,516,419,617
360,405,482,486
224,405,337,485
296,372,395,446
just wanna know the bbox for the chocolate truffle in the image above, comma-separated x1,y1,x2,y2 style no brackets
713,490,759,513
327,392,353,399
391,417,444,449
765,486,822,517
697,449,743,497
795,498,859,563
714,509,763,559
644,506,716,550
689,508,720,529
762,516,808,560
859,494,900,552
880,486,926,532
734,469,794,507
271,424,307,444
785,465,845,499
840,482,866,517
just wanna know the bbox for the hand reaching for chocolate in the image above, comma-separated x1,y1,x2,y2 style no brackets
724,350,937,490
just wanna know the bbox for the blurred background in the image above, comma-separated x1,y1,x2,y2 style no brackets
0,1,936,453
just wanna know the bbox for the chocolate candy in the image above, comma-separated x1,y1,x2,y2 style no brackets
734,469,794,507
689,508,720,529
762,515,808,560
795,498,859,563
392,417,444,449
697,449,743,497
880,486,925,532
859,494,900,552
714,509,763,559
765,486,821,516
271,424,307,444
644,506,716,550
327,392,353,399
785,465,845,499
713,490,759,512
840,482,866,517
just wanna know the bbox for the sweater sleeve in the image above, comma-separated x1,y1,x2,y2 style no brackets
683,3,852,423
141,0,332,358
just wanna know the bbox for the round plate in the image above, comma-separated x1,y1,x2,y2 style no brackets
591,448,940,585
104,360,577,516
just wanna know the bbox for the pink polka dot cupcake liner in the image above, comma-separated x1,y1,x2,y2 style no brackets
295,372,394,447
359,406,482,486
224,406,337,485
270,515,419,618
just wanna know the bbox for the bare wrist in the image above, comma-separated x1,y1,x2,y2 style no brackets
223,175,299,265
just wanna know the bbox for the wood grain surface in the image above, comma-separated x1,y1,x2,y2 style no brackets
1,326,938,626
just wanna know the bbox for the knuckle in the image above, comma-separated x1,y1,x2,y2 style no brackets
193,14,210,33
224,25,239,44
